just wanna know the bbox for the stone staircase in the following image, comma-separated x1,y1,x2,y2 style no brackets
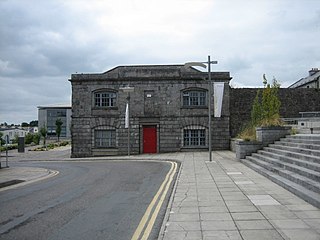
241,134,320,208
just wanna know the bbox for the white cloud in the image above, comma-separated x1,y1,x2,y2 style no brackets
0,0,319,124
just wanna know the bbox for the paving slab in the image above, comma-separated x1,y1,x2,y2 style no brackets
202,230,242,240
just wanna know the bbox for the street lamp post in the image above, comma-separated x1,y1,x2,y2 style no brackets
120,86,135,156
185,55,218,162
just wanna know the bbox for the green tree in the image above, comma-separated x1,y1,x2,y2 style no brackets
21,122,29,127
251,89,262,126
33,133,41,145
55,119,63,142
0,132,5,145
238,75,282,140
40,125,47,146
29,120,38,127
25,133,34,144
261,76,281,125
12,134,19,144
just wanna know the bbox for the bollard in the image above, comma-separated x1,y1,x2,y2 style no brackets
18,137,25,153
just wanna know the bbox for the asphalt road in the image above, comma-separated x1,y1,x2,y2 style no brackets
0,151,174,240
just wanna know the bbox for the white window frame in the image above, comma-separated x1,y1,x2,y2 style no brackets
94,91,117,107
182,90,207,107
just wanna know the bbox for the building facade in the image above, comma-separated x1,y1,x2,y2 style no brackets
289,68,320,89
70,65,232,157
0,128,28,143
38,104,72,139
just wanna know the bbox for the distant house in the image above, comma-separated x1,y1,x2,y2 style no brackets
38,104,72,139
289,68,320,89
0,127,28,143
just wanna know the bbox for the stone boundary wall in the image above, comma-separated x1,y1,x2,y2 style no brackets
230,88,320,138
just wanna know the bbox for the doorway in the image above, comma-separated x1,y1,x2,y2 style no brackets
143,126,157,153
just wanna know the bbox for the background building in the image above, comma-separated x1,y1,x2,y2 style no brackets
38,104,72,139
0,127,28,144
70,65,231,157
289,68,320,89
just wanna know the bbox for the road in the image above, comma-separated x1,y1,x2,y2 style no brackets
0,148,175,240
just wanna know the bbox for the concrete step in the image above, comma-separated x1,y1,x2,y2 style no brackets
281,136,320,145
241,159,320,208
249,154,320,192
255,150,320,174
286,134,320,140
262,147,320,165
271,143,320,157
274,140,320,151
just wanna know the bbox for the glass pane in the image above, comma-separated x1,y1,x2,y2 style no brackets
95,130,116,148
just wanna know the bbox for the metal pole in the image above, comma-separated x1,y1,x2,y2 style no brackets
208,55,212,162
0,138,1,169
127,94,130,156
6,136,9,167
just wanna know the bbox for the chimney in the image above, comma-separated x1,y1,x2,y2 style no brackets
309,68,319,76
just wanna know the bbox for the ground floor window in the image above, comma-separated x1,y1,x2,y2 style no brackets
95,130,116,148
183,129,206,146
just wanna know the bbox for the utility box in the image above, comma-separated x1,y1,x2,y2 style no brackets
18,137,25,153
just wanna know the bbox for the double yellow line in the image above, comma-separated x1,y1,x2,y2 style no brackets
131,161,177,240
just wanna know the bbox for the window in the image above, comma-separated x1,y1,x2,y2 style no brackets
95,130,116,148
47,109,67,137
94,92,116,107
183,90,206,106
184,129,206,146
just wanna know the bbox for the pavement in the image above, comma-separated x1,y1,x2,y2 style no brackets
0,166,59,191
1,149,320,240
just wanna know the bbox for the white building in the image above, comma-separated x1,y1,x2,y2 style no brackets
0,128,28,143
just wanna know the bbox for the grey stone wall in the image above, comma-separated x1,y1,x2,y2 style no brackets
256,126,291,147
230,88,320,137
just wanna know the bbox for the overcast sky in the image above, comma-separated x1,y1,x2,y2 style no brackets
1,0,319,124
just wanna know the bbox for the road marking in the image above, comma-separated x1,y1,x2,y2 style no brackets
141,161,177,240
131,161,177,240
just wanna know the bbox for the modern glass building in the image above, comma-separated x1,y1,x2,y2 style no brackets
38,104,72,139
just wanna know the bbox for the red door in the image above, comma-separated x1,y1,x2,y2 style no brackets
143,126,157,153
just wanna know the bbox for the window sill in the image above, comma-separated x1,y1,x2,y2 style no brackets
93,147,118,149
92,107,118,110
181,146,208,149
181,106,208,109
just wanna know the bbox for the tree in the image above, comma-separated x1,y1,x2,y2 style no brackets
238,75,282,140
40,125,47,146
0,132,5,145
29,120,38,127
260,76,281,126
55,119,63,142
251,89,262,126
21,122,29,127
33,133,41,145
25,133,34,144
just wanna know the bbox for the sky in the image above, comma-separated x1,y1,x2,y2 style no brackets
1,0,319,125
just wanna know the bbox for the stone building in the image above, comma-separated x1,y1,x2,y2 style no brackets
69,65,232,157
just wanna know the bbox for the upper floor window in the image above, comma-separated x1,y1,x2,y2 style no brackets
94,91,117,107
183,90,207,107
